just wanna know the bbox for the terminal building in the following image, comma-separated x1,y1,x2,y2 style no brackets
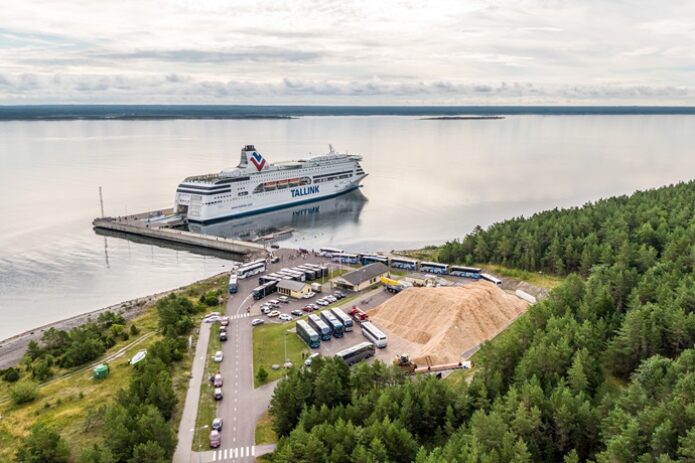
333,262,389,292
277,279,311,299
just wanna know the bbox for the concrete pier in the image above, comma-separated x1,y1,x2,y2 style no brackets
93,212,266,255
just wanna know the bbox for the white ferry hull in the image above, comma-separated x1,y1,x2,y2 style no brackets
174,145,367,224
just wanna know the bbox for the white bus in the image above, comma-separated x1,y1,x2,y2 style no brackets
419,261,449,275
319,247,344,257
237,260,267,279
361,321,387,348
330,307,354,332
331,253,359,265
281,268,306,282
481,273,502,286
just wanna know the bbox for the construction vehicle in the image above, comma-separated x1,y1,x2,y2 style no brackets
393,353,416,373
349,306,369,321
394,353,473,376
380,276,412,294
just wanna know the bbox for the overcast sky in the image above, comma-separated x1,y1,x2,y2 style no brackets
1,0,694,104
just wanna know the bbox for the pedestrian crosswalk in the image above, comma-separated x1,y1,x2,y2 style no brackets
227,313,251,320
211,446,256,461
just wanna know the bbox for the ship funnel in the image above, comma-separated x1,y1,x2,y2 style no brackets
238,145,267,172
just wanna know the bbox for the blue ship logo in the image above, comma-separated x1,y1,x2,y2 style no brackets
291,186,319,198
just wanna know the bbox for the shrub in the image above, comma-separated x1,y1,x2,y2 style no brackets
129,324,140,336
2,366,20,383
256,366,269,384
10,380,39,404
15,422,70,463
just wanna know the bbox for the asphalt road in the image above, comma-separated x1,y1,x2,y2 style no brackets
194,249,346,462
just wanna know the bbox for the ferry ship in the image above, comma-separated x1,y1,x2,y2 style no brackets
175,145,367,223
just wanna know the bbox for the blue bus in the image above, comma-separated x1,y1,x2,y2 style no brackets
228,274,238,294
390,257,418,271
419,261,449,275
308,314,332,341
360,254,389,266
320,310,344,338
296,320,320,348
449,265,482,279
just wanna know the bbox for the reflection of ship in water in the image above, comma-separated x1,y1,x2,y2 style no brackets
187,188,367,241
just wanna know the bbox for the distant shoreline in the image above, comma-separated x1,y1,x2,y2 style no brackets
1,105,695,121
420,116,505,120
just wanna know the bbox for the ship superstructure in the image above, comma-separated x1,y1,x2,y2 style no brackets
175,145,367,223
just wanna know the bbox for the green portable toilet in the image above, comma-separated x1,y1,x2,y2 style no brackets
93,363,109,380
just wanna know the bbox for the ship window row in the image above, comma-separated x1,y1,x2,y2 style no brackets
253,177,312,193
313,172,353,183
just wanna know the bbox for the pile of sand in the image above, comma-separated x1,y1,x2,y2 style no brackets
369,282,528,365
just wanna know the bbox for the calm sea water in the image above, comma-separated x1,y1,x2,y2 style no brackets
1,114,694,340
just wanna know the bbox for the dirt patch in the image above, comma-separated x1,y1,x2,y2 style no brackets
369,282,528,365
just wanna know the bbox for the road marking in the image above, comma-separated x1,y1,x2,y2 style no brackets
228,313,251,320
212,451,217,461
251,446,256,456
223,448,228,459
234,447,238,458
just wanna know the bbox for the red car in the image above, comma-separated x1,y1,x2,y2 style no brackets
302,305,315,312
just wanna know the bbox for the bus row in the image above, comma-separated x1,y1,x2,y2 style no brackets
259,263,329,286
320,247,501,285
296,307,355,348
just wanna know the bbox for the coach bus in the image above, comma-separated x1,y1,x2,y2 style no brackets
307,314,332,341
419,261,449,275
237,259,267,279
228,273,238,294
330,307,354,332
361,321,388,348
296,320,320,348
360,254,389,266
331,253,360,265
320,310,345,338
318,247,344,257
449,265,482,279
280,268,306,282
335,342,376,366
252,281,277,300
481,273,502,286
389,257,418,271
295,266,318,280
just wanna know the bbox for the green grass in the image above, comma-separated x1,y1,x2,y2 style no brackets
255,411,277,445
395,246,440,262
192,323,223,451
444,368,474,387
253,321,310,387
0,273,228,461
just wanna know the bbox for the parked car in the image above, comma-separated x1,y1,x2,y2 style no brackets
209,430,221,448
251,318,264,326
203,315,222,323
220,317,229,326
270,255,280,263
302,291,316,299
333,292,345,299
212,417,223,431
220,331,228,342
316,299,329,306
270,244,280,249
278,296,290,303
214,387,223,400
302,305,315,312
291,309,303,316
268,299,280,305
268,310,281,318
213,351,224,362
304,352,320,367
204,312,222,319
213,373,223,387
279,314,293,322
261,306,272,314
325,296,337,303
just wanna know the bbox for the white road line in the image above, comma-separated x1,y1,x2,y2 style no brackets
251,446,256,456
242,446,247,457
234,447,238,458
211,450,217,461
223,448,228,459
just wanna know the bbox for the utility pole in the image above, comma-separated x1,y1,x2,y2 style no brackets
98,186,105,218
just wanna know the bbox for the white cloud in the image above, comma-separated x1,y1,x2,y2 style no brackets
0,0,693,103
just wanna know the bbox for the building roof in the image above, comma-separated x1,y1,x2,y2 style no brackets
337,262,389,286
277,279,307,292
